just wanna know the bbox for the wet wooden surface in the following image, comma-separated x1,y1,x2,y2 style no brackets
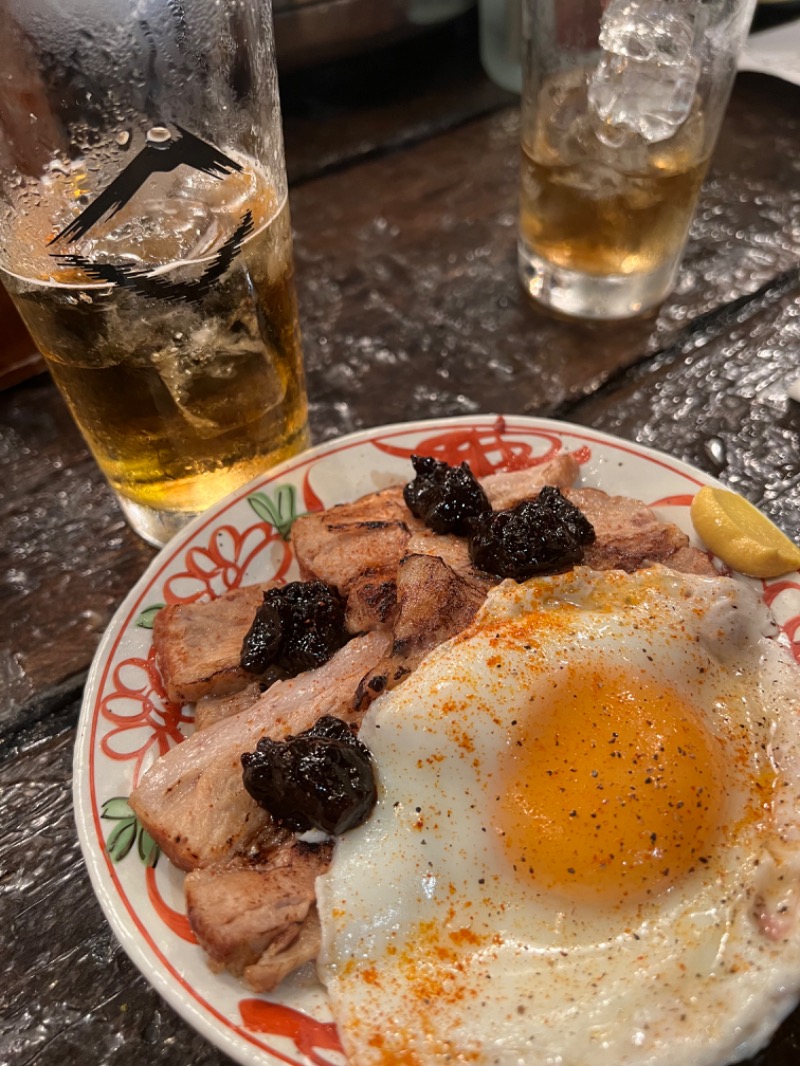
2,11,800,1065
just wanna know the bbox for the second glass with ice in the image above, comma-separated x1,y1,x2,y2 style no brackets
518,0,757,319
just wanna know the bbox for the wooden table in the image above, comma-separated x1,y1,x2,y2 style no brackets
2,12,799,1064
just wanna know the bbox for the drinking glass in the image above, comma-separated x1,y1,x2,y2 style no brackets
518,0,757,320
0,0,309,546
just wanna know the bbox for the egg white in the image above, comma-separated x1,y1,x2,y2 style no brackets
316,566,800,1066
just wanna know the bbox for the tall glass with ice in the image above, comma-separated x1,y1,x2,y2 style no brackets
0,0,309,546
518,0,756,319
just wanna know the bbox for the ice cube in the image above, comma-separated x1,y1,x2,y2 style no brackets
588,0,704,144
534,71,594,167
151,317,282,436
598,0,697,64
589,52,700,145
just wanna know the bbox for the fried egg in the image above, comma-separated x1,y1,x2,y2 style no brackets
316,566,800,1066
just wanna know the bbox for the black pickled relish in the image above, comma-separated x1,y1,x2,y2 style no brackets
240,581,348,677
241,715,377,835
468,486,595,580
403,454,492,535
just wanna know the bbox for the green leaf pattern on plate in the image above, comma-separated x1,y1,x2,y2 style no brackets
101,796,160,867
247,483,301,540
135,603,165,629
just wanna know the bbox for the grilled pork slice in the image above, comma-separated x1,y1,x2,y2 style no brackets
405,487,714,580
662,544,720,576
291,486,422,633
343,567,399,634
153,584,273,704
244,905,323,992
566,489,717,576
391,554,492,660
291,455,581,633
355,486,714,704
356,553,492,706
481,454,580,510
194,683,264,732
129,631,391,871
185,838,331,992
152,457,583,706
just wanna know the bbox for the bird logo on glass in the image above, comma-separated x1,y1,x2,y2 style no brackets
48,124,253,303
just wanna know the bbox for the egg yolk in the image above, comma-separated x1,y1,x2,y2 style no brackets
496,665,729,906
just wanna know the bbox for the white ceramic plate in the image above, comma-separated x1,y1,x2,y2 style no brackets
73,415,800,1066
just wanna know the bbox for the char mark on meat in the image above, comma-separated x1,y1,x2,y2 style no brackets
144,458,723,995
185,837,331,992
290,457,581,636
344,568,398,632
291,486,423,634
356,553,490,708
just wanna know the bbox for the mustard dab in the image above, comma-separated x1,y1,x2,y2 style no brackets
690,486,800,579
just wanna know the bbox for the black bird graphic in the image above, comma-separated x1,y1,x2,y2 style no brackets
49,124,243,246
52,210,255,303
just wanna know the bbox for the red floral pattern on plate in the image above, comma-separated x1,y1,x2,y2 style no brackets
99,644,191,790
164,522,292,605
763,577,800,664
372,417,591,476
239,1002,343,1066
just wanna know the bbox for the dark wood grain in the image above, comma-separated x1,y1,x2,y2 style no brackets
564,272,800,539
280,11,515,184
0,378,157,731
0,706,231,1066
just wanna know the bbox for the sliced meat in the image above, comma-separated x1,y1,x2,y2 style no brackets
153,584,273,704
291,457,580,634
391,554,492,660
405,525,475,577
344,567,398,633
130,630,391,870
244,905,323,992
291,487,421,592
194,683,264,732
566,488,700,573
155,461,581,704
654,543,719,577
185,838,330,992
481,454,580,511
356,487,717,705
356,553,491,707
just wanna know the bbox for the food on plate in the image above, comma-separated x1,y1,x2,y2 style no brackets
691,485,800,578
317,566,800,1066
153,582,273,704
467,485,596,578
185,835,331,992
240,581,349,678
241,715,377,835
129,631,390,871
131,449,796,1023
402,454,492,534
288,455,582,636
129,630,391,986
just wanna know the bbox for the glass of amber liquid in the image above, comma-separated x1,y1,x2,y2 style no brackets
518,0,757,320
0,0,309,546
